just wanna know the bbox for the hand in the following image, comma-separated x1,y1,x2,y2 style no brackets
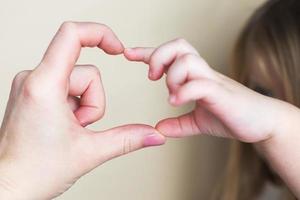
125,38,300,198
124,38,291,143
0,22,165,200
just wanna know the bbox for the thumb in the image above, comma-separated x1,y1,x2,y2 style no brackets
156,112,201,138
83,124,166,167
156,109,232,139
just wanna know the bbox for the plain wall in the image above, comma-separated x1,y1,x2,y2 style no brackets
0,0,266,199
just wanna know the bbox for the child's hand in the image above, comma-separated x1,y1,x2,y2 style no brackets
124,38,293,143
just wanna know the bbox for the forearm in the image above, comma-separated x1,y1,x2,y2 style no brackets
257,102,300,198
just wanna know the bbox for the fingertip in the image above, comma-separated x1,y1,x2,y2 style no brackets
115,41,125,54
118,44,125,54
99,34,124,55
102,43,124,55
76,114,91,127
123,48,136,60
155,119,178,137
168,94,184,107
148,62,166,81
148,69,165,81
143,133,166,147
148,70,156,80
155,118,172,132
155,120,166,131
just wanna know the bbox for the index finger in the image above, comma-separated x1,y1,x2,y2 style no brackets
35,22,124,82
124,39,199,80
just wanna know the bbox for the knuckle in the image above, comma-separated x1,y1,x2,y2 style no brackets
12,70,31,86
204,79,219,92
179,53,213,77
59,21,77,33
122,135,133,155
86,65,101,80
95,22,112,34
22,77,44,100
180,53,197,64
99,23,111,32
88,65,101,75
195,56,211,71
94,107,105,121
174,38,188,45
173,38,199,55
174,38,193,50
197,56,209,67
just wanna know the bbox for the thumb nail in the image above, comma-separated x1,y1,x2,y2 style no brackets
143,133,166,147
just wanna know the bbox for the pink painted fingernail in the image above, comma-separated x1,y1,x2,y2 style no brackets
143,134,166,147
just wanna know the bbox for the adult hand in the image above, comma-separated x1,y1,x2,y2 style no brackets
0,22,165,200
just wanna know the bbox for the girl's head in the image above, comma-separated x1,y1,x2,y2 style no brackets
233,0,300,105
215,0,300,199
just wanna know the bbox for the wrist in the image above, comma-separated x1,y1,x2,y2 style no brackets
258,101,300,147
0,160,37,200
0,167,20,200
255,101,300,197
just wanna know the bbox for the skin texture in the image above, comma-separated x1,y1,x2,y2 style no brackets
0,22,166,200
124,38,300,198
1,23,300,199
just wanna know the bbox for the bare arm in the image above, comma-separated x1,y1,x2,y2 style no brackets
257,102,300,197
124,38,300,197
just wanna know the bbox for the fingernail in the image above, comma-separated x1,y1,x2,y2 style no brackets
143,134,166,147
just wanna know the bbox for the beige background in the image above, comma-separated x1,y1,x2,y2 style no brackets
0,0,266,199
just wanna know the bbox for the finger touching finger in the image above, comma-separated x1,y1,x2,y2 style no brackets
156,112,200,138
124,38,199,81
124,47,155,63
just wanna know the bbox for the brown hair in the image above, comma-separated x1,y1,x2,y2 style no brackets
214,0,300,199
